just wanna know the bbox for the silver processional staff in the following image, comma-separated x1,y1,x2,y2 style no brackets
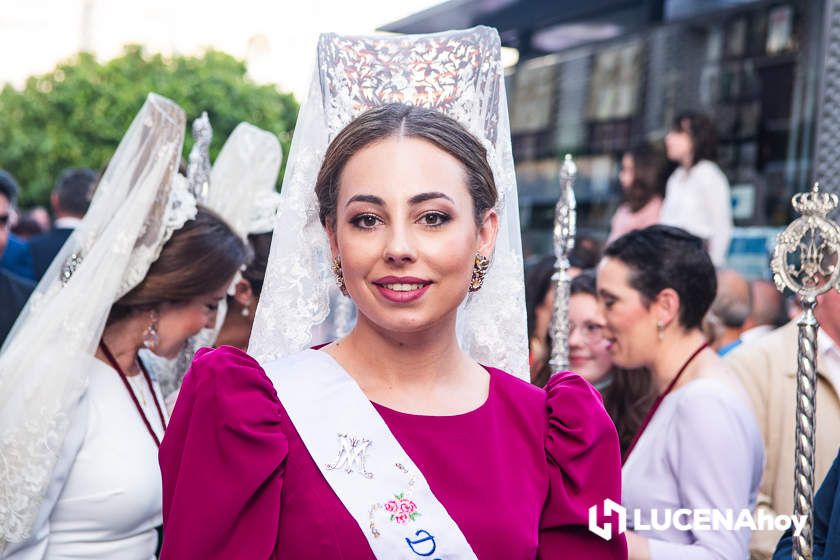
549,154,577,373
770,182,840,560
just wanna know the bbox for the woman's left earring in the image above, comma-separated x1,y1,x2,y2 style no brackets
332,256,349,296
469,253,490,292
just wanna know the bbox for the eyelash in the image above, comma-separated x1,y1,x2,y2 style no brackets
206,303,219,312
350,214,382,230
349,212,451,230
419,211,451,228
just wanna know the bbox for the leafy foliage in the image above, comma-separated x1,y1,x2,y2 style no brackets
0,46,298,206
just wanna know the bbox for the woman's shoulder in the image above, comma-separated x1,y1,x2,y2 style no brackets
178,345,283,423
693,160,729,183
668,377,761,438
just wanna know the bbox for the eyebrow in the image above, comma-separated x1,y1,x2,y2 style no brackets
346,194,385,207
345,191,455,207
408,192,454,205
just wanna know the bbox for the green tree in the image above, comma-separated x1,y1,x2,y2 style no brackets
0,46,298,207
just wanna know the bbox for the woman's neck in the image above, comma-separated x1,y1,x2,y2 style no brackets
328,312,471,392
648,329,710,393
97,317,145,377
680,156,696,171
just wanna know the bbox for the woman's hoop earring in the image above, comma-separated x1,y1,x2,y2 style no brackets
332,256,348,296
143,310,160,349
469,253,490,292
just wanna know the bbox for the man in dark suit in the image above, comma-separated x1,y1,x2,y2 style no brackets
0,172,35,346
28,168,96,280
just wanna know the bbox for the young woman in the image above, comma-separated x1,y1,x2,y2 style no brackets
597,225,763,559
160,100,626,558
659,112,733,266
0,95,249,559
607,143,666,244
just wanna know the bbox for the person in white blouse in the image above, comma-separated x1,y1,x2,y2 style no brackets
0,95,249,560
659,112,733,266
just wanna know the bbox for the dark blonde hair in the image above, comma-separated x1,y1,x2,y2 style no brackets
315,103,497,229
108,206,250,323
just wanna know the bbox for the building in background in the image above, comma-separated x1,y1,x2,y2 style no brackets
384,0,826,277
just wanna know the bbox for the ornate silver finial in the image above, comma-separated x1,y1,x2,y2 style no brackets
187,111,213,202
772,181,840,298
770,181,840,560
549,154,578,372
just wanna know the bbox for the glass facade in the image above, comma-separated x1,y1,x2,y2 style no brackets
508,0,825,275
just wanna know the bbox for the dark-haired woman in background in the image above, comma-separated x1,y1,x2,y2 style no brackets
569,271,655,456
607,143,667,245
526,264,654,455
598,225,762,559
659,112,733,266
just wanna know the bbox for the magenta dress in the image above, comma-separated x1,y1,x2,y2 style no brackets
159,346,627,559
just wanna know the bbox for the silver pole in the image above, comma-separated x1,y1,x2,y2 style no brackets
770,182,840,560
549,154,577,373
187,111,212,202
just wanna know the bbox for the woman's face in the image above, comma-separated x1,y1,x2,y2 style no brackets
153,284,230,358
568,293,613,384
618,153,634,192
328,136,497,336
596,257,659,369
665,124,693,164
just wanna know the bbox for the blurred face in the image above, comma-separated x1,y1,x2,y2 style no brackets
619,153,635,192
152,284,229,358
328,136,497,336
0,195,9,257
568,293,613,384
665,122,694,164
596,257,659,369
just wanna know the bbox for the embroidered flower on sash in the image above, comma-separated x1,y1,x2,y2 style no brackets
384,493,420,524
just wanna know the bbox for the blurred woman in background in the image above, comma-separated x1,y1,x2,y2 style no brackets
660,112,733,266
607,143,667,244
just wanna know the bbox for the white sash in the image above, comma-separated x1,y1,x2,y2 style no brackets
262,349,478,560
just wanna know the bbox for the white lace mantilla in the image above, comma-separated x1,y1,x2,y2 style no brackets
0,93,187,544
249,26,528,379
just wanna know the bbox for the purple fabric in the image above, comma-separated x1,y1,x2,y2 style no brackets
160,346,627,559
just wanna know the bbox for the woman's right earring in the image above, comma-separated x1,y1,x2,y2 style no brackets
657,320,665,341
332,256,348,296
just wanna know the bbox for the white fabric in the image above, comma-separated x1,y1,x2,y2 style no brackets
2,358,166,559
0,93,187,545
52,217,82,230
206,122,282,237
264,349,477,559
249,27,529,379
659,160,733,266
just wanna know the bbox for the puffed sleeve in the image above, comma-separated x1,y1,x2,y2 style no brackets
540,372,628,559
159,346,288,560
